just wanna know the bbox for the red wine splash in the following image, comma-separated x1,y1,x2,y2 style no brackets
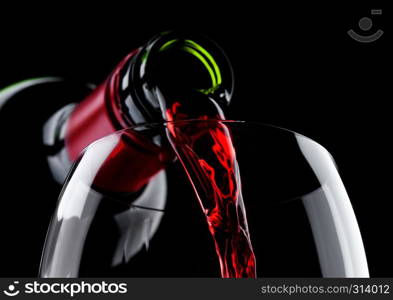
166,103,257,278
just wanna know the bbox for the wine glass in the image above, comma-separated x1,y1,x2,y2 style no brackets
39,120,369,278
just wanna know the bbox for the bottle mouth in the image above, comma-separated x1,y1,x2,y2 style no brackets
156,38,224,95
127,31,234,122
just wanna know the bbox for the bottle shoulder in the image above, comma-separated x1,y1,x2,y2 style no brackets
0,78,93,183
0,78,93,117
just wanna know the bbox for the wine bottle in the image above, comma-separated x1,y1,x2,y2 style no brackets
0,31,234,276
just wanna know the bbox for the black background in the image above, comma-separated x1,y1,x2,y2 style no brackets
0,3,390,277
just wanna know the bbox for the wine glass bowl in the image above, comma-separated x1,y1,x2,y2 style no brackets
39,120,369,278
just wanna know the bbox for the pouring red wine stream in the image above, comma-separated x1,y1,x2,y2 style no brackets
166,103,256,278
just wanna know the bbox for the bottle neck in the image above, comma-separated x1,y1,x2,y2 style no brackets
65,32,234,161
64,49,139,161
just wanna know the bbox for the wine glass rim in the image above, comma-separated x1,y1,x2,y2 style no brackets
129,119,294,133
124,119,322,147
82,119,328,158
